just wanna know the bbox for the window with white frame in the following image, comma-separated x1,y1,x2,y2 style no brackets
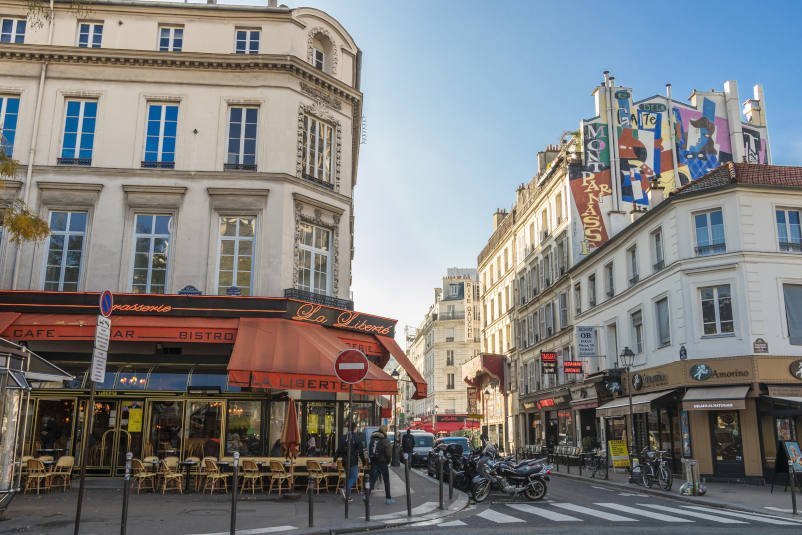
226,106,257,170
449,283,460,297
522,362,529,394
446,350,454,366
700,284,734,335
446,327,455,342
43,211,87,291
77,22,103,48
0,18,25,43
301,114,333,185
60,99,97,165
783,284,802,345
627,245,639,285
655,297,670,347
519,275,526,304
298,222,331,295
235,29,260,54
776,208,802,252
651,227,664,271
604,262,614,298
545,302,554,337
158,25,183,52
143,102,178,168
630,309,644,354
531,311,538,342
131,214,172,294
588,274,597,307
0,95,20,157
558,292,568,329
694,209,725,256
446,373,455,390
216,216,255,296
573,283,581,315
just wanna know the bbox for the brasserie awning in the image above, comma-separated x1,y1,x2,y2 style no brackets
227,318,398,395
596,390,677,417
682,385,750,411
375,335,427,400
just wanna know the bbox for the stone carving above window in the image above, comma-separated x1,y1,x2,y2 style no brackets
307,26,338,75
296,103,343,193
292,199,341,297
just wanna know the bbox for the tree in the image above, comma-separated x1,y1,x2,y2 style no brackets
1,150,50,244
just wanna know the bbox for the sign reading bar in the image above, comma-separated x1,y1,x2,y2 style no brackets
576,326,597,358
541,351,558,375
563,360,584,374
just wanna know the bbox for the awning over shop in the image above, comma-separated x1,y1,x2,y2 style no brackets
0,337,73,383
375,335,427,400
596,389,676,417
682,385,750,411
227,318,397,396
463,353,506,393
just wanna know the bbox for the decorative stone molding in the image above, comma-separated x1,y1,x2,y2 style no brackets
123,184,186,209
207,187,269,212
37,181,103,207
300,82,341,111
0,180,22,204
292,199,341,297
291,192,345,217
296,103,343,193
307,26,338,75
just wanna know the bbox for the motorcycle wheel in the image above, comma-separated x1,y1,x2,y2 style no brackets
524,479,547,501
472,481,490,503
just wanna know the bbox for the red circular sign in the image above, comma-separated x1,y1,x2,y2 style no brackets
335,349,369,384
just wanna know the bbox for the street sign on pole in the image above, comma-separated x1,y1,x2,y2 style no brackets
334,349,369,384
99,289,114,318
95,315,111,352
90,348,108,383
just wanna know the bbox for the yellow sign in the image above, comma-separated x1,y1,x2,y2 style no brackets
608,440,630,468
324,414,333,435
128,408,143,433
308,414,319,434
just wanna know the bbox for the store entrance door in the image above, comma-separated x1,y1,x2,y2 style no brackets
710,411,745,478
83,399,144,476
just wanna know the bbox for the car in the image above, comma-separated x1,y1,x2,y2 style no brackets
403,432,434,467
426,436,471,477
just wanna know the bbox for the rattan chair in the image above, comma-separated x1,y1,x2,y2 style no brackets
24,459,50,494
202,458,229,494
48,456,74,491
163,456,180,470
267,460,291,496
239,459,263,494
306,460,328,493
334,459,363,494
132,459,157,493
159,459,184,494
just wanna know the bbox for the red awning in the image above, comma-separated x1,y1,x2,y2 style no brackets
227,318,397,396
463,353,506,393
375,335,427,400
0,312,20,334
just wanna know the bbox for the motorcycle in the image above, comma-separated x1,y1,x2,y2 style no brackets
443,444,491,502
476,443,551,501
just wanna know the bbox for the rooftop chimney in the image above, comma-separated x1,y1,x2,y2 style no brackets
268,0,278,7
647,178,665,206
492,209,507,230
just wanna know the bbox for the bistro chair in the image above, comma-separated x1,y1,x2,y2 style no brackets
132,459,157,493
334,459,363,494
305,460,328,493
37,455,54,463
24,459,50,495
163,456,180,470
159,460,184,494
267,460,291,496
203,458,229,494
19,455,34,483
49,456,75,491
239,459,263,494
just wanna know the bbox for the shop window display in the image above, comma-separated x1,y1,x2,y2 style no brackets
225,400,261,456
147,400,183,458
187,401,223,458
713,411,743,462
32,399,74,454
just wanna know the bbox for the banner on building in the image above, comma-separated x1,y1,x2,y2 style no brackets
576,326,597,358
541,351,557,375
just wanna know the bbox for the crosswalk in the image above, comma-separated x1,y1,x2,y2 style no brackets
412,501,802,528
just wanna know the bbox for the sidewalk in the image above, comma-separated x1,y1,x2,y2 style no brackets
0,466,467,535
552,463,801,519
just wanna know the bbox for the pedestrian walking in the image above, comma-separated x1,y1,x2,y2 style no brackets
401,428,415,464
333,422,364,502
368,425,394,504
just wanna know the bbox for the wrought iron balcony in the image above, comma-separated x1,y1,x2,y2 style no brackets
284,288,354,310
224,163,257,171
141,160,175,169
57,157,92,166
694,242,726,256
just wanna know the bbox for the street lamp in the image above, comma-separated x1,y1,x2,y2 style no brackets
619,347,637,467
390,369,402,466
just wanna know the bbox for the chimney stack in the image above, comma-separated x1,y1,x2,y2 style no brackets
268,0,278,7
492,209,507,230
647,178,665,206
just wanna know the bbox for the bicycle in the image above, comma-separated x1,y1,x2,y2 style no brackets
640,448,672,491
582,450,608,479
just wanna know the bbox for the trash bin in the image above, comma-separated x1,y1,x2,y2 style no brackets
679,458,706,496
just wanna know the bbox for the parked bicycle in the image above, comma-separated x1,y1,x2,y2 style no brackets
638,448,672,491
581,450,608,479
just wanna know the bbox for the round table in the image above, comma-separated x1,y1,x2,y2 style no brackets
178,460,198,492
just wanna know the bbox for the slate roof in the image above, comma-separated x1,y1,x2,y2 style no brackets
670,162,802,197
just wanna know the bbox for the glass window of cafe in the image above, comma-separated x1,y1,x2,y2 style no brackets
225,400,261,456
31,399,75,455
557,410,574,445
302,402,336,456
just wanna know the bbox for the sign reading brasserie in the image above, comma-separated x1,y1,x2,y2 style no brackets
541,351,558,375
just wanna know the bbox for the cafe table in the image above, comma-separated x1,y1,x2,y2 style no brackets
179,459,198,492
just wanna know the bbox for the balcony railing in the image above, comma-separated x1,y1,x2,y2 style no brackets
629,275,640,286
141,160,175,169
284,288,354,310
694,242,726,256
779,241,802,252
224,163,257,171
439,312,465,320
302,173,335,190
653,259,665,272
57,157,92,166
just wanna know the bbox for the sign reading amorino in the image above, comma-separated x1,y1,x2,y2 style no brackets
688,362,752,382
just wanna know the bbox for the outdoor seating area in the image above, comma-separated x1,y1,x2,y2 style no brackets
21,455,75,495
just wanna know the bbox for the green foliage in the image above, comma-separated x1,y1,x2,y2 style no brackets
1,150,50,244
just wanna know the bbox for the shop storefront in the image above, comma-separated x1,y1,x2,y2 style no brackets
527,389,571,448
569,383,599,450
0,291,427,474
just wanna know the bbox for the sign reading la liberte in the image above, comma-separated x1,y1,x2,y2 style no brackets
334,349,369,384
91,290,113,383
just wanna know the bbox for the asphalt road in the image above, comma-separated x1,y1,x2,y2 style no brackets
382,470,802,534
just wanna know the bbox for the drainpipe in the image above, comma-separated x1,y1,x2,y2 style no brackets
666,83,681,189
11,1,53,289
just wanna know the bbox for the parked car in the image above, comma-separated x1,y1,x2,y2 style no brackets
427,436,471,477
404,432,435,467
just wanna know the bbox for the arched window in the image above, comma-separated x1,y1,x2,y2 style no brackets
308,29,336,74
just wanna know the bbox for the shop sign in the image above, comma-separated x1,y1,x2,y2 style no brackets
522,401,536,410
753,338,769,354
608,440,630,468
288,302,395,336
536,398,555,409
576,326,597,358
563,360,583,374
791,360,802,381
689,362,750,382
631,371,669,391
541,351,557,374
436,414,467,424
683,399,745,411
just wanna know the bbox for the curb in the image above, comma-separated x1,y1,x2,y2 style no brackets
552,471,801,519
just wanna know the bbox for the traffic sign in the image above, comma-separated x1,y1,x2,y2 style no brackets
99,289,114,317
95,315,111,352
90,347,107,383
334,349,369,384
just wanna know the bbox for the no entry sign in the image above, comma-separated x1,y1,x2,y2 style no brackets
335,349,369,384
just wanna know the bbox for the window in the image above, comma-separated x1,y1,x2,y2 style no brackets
655,297,670,347
776,209,802,252
43,211,87,291
558,292,568,329
0,96,20,157
225,107,257,170
235,29,259,54
604,262,614,298
0,18,25,43
700,284,734,335
545,302,554,337
446,373,455,390
77,22,103,48
783,284,802,345
588,274,597,307
217,216,255,296
446,350,454,366
694,209,725,255
59,100,97,165
651,228,664,271
449,283,460,297
158,26,183,52
574,282,582,314
446,328,455,342
143,103,178,168
312,47,325,70
301,114,333,185
298,222,331,295
627,245,639,285
531,311,538,342
630,309,644,354
557,239,566,275
131,214,172,294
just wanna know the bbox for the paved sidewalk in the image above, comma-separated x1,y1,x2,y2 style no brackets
0,466,467,535
552,463,802,519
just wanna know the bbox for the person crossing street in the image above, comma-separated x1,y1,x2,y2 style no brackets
368,425,394,504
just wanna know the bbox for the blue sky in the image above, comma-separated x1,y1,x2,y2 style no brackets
170,1,802,339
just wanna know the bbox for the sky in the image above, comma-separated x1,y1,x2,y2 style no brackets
155,0,802,341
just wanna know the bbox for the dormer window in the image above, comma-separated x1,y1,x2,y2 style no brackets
312,47,325,70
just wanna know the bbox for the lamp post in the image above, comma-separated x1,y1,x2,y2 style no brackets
619,347,637,466
390,369,401,466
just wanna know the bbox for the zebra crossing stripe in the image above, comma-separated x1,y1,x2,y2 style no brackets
638,503,746,524
506,503,582,522
553,503,638,522
476,508,526,523
439,520,467,527
680,505,801,525
595,503,694,522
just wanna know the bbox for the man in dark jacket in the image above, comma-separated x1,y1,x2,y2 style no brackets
333,422,364,502
401,428,415,464
368,425,394,504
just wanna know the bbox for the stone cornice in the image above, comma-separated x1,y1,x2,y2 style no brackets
0,45,362,103
292,192,346,216
122,185,187,195
207,188,270,198
36,181,103,192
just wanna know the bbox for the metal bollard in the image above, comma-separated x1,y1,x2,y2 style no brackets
438,455,444,510
790,461,798,515
307,478,314,527
364,466,371,522
120,452,132,535
448,465,454,500
230,452,239,535
404,453,412,517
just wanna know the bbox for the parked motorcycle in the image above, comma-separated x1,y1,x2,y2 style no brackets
443,444,491,502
